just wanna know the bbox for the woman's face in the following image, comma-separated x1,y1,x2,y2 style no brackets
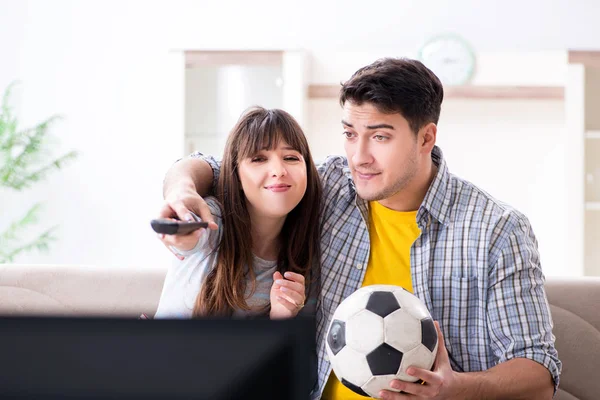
238,140,307,221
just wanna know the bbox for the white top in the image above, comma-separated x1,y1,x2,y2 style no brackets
154,197,278,319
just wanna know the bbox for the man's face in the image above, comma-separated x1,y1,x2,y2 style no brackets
342,102,422,204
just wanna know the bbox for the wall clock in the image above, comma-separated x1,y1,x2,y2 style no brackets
418,34,476,86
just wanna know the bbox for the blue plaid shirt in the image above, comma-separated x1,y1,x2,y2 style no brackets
194,145,561,398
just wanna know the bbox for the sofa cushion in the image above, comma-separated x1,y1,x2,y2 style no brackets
545,277,600,400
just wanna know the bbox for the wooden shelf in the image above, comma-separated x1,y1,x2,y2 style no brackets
568,51,600,68
585,202,600,211
307,84,564,100
185,51,283,68
586,130,600,139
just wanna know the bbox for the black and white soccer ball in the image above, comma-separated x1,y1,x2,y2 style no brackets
325,285,438,398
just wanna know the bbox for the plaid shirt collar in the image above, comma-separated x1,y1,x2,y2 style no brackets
418,145,452,228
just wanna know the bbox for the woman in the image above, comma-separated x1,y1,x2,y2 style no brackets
154,107,321,319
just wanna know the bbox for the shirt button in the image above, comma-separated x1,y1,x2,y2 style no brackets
356,264,363,270
324,354,330,362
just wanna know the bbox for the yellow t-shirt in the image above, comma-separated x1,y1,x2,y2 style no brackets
322,201,420,399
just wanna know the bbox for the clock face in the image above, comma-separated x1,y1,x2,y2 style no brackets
418,35,475,86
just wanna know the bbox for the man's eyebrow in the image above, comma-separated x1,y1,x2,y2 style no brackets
341,120,395,130
366,123,395,130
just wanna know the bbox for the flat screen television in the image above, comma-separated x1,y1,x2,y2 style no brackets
0,316,316,399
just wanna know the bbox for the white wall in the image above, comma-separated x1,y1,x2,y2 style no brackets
1,0,598,274
439,99,567,277
0,0,186,269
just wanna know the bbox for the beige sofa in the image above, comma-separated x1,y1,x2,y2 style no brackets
0,264,166,318
0,264,598,399
544,278,600,400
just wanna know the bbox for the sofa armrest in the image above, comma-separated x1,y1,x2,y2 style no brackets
0,264,167,318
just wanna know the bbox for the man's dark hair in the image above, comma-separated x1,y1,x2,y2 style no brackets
339,58,444,134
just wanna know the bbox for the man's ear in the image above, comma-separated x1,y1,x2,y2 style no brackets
420,122,437,153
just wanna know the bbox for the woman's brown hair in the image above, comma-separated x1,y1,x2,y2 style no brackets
193,107,321,317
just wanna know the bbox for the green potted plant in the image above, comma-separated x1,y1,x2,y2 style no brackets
0,82,78,263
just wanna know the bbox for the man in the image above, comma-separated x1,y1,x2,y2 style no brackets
159,58,561,399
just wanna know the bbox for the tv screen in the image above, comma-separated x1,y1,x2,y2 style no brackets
0,316,316,399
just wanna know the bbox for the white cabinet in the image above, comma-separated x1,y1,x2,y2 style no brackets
567,52,600,276
183,50,308,158
583,68,600,276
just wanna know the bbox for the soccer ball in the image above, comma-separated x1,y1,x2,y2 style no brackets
325,285,438,398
